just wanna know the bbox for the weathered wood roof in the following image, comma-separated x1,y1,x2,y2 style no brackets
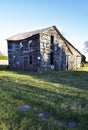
7,27,50,41
7,25,81,55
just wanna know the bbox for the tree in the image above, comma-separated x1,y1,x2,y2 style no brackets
84,41,88,53
81,55,86,63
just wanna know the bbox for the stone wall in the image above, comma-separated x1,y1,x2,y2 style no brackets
40,27,81,71
40,27,72,71
8,34,41,71
7,26,81,72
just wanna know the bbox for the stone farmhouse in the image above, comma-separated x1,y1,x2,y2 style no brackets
7,26,82,72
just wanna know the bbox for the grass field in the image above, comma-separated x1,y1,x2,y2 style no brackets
0,65,88,130
0,56,8,60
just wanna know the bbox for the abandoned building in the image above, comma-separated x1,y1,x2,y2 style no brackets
7,25,82,72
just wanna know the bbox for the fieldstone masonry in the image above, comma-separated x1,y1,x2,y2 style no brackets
7,26,82,72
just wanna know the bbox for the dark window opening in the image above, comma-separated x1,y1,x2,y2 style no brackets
30,55,32,64
50,52,54,65
30,43,32,50
51,35,54,50
51,35,54,45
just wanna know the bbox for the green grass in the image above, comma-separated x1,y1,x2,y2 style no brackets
0,56,8,60
0,66,88,130
77,63,88,71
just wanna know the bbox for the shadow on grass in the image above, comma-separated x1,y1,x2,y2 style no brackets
12,70,88,90
0,70,88,129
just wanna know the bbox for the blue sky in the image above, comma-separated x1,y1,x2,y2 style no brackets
0,0,88,59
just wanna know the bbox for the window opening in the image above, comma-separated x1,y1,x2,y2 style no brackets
28,40,32,50
20,42,23,51
50,52,54,65
51,35,54,50
30,55,32,64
